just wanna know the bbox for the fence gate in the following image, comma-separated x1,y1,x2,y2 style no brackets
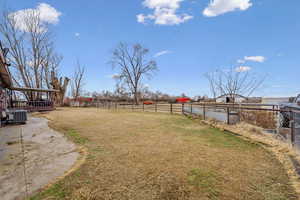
292,110,300,151
279,109,300,151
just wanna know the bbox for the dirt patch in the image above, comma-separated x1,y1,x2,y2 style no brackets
0,117,79,200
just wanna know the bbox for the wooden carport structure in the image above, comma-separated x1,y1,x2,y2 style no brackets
8,87,58,112
0,41,58,114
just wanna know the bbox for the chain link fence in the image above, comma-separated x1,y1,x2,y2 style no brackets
278,108,300,151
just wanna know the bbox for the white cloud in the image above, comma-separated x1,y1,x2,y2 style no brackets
137,0,193,25
203,0,252,17
154,50,172,57
35,3,61,23
137,14,146,24
237,59,245,64
235,66,251,72
237,56,266,63
244,56,265,63
75,33,80,37
9,3,61,32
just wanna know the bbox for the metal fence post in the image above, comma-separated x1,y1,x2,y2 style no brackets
182,104,184,114
227,107,230,125
155,103,157,112
191,104,193,114
203,104,206,120
170,103,173,114
291,110,295,145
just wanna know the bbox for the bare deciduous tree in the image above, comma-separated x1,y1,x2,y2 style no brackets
0,9,68,101
205,68,265,101
71,60,85,100
110,43,157,104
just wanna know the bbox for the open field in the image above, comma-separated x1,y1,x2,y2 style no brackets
32,108,297,200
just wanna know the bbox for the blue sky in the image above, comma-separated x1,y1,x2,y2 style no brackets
2,0,300,97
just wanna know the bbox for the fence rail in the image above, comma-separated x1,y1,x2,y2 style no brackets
93,102,278,124
8,100,55,112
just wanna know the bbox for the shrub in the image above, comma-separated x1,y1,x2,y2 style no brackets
239,110,277,129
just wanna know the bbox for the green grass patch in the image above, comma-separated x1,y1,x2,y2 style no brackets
91,146,105,153
164,116,251,149
200,128,258,149
187,168,220,199
180,125,258,150
166,115,196,126
66,129,88,145
29,182,67,200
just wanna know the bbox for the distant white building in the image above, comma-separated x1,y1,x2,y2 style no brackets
216,94,247,103
261,97,291,105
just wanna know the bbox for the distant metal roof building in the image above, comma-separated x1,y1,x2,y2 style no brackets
262,97,291,105
216,94,247,103
216,94,247,99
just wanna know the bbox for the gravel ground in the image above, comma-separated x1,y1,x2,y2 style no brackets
0,117,79,200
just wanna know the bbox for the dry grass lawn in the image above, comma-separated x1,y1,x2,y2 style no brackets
31,108,297,200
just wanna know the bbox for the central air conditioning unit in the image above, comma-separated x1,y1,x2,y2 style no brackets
7,110,27,124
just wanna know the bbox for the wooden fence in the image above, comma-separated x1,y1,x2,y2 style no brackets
93,102,279,127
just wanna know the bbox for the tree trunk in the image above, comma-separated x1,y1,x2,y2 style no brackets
133,88,139,105
50,71,70,106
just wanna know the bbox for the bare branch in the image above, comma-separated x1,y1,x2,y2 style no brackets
71,60,85,100
205,67,265,102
